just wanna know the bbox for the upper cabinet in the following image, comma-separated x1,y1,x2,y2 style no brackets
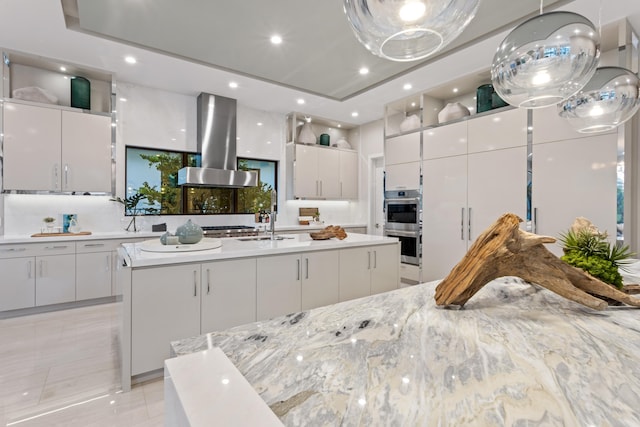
3,102,112,192
1,49,113,193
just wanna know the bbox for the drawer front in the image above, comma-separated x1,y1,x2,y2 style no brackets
30,242,76,257
0,243,43,259
76,239,122,253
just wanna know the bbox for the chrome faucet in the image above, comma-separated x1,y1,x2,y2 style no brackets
269,189,277,240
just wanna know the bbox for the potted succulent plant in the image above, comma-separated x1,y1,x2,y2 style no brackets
42,216,56,232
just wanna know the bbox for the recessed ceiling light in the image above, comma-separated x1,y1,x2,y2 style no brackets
297,98,305,105
351,112,359,117
60,66,66,72
411,102,416,107
257,122,263,126
229,82,238,89
337,124,342,128
359,67,369,75
266,141,272,144
403,83,412,90
180,128,186,132
453,88,459,93
124,56,137,64
119,98,127,102
270,35,283,45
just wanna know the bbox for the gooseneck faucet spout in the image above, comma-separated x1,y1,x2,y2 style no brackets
270,189,277,240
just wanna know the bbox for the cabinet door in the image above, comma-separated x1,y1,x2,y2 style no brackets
423,122,467,160
532,105,616,144
35,254,76,306
317,148,341,198
62,111,112,192
422,155,468,282
339,150,358,199
3,102,61,191
339,247,371,301
294,145,319,198
131,264,201,375
301,251,339,310
385,162,421,191
532,135,617,256
467,146,527,242
201,258,257,333
76,252,112,300
256,254,301,320
385,132,421,165
467,108,528,153
0,257,35,311
370,244,400,295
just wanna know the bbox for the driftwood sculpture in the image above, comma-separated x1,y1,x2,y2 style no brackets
434,213,640,310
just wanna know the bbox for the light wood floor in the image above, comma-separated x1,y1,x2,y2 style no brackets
0,303,163,426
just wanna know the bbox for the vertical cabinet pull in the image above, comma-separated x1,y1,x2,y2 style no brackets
305,258,309,279
460,207,465,240
467,207,472,241
64,164,69,189
39,260,44,277
533,207,538,234
368,251,371,270
374,251,377,269
27,260,32,279
53,164,59,191
297,259,301,280
105,255,110,272
193,271,197,297
319,181,323,196
206,269,211,294
316,181,319,197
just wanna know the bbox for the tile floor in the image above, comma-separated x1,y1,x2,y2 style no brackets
0,303,163,426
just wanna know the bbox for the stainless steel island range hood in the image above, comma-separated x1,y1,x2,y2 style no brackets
177,93,258,188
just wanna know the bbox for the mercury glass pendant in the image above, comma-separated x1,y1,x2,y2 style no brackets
491,11,600,108
558,66,640,133
343,0,480,62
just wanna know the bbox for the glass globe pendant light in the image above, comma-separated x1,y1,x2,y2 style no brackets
343,0,480,62
491,11,601,108
558,66,640,133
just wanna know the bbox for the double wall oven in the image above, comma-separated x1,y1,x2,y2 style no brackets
383,189,421,266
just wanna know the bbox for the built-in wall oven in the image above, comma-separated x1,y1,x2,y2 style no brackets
383,190,421,266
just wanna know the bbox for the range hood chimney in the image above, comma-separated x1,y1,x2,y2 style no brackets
177,93,258,188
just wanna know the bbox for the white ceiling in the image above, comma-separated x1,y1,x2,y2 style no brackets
1,0,640,126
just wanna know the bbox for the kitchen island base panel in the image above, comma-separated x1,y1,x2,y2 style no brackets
170,278,640,426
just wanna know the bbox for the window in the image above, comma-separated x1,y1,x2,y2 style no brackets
125,146,277,215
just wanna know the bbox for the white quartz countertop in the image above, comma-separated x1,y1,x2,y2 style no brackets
121,232,397,267
170,278,640,426
0,230,161,244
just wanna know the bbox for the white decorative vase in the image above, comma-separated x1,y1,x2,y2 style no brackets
437,102,470,124
297,122,316,144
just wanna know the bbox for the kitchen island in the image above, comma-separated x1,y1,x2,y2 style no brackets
169,277,640,426
118,233,400,390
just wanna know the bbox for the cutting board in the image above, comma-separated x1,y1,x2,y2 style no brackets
299,208,319,217
31,231,92,237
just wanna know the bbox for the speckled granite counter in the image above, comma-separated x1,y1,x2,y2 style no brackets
171,278,640,426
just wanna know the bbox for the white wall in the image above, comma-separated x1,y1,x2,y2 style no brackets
2,83,366,236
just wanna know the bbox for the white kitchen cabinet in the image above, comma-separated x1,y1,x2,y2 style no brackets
131,264,201,375
423,122,467,160
289,144,355,199
2,101,112,192
467,108,528,153
0,257,35,311
35,252,76,306
339,150,358,199
532,134,617,256
301,250,340,310
201,258,257,332
385,132,421,165
76,252,112,300
339,244,399,301
385,162,421,191
256,254,302,320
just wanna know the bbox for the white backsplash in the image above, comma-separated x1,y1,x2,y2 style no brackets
2,82,365,236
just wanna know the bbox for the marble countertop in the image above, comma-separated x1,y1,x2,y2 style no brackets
171,278,640,426
120,233,397,268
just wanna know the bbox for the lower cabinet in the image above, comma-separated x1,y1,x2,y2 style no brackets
201,258,257,333
256,254,302,320
301,250,339,311
35,252,76,306
76,252,112,300
131,264,201,375
0,257,35,311
339,244,400,302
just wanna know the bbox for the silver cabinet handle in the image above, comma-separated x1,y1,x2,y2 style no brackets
45,245,69,250
64,164,69,190
83,243,105,248
374,251,377,269
533,207,538,234
53,164,59,191
1,247,26,252
468,207,472,241
368,251,371,270
105,254,110,272
340,182,343,197
319,180,323,196
206,268,211,294
297,259,300,280
39,260,44,277
460,207,465,240
27,260,32,279
193,270,197,297
305,258,309,279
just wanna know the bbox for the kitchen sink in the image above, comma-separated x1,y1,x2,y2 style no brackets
237,235,294,241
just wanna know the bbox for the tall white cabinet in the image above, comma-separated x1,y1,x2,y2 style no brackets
2,102,112,192
422,109,528,281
